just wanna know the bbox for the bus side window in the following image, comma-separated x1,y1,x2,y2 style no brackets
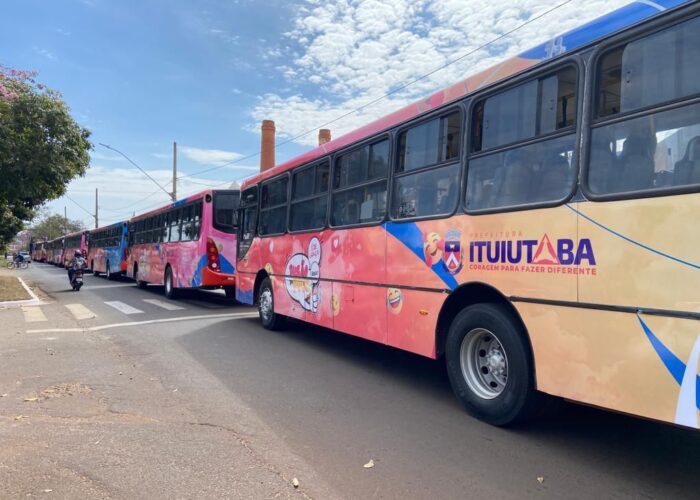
331,139,388,227
392,111,461,219
290,160,329,232
466,66,577,212
588,15,700,197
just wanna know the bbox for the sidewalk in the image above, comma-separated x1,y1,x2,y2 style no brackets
0,279,335,499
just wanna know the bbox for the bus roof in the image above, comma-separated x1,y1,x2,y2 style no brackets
242,0,688,189
127,187,238,223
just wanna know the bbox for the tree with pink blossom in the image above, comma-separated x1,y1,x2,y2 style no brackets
0,65,92,247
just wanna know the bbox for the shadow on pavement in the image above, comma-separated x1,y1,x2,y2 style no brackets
176,316,700,498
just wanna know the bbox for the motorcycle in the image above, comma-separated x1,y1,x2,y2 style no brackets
70,268,84,291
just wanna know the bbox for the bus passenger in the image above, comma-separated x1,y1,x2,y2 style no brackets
674,136,700,186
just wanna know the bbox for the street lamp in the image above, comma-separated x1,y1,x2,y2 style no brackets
99,143,175,201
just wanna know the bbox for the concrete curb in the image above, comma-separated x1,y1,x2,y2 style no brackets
0,276,43,309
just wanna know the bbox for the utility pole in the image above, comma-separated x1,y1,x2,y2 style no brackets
64,206,67,235
172,141,177,202
95,188,99,228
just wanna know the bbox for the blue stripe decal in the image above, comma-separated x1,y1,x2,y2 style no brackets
383,222,458,290
567,205,700,270
519,0,685,60
638,315,700,410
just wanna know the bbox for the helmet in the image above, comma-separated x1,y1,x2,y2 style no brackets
74,251,81,257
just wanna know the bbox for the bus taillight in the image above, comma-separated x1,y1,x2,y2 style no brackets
207,238,220,271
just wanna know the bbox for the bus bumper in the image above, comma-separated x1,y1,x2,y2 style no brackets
201,266,236,288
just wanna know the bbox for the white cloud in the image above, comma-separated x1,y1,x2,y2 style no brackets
179,146,243,166
33,47,57,60
90,152,124,162
252,0,633,147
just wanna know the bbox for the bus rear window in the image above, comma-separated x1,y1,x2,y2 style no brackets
213,191,240,233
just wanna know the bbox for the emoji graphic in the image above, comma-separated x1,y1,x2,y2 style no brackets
331,293,340,316
284,237,321,312
264,263,273,275
386,288,403,314
423,232,444,266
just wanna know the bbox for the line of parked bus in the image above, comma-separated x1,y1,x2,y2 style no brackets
32,188,240,299
29,0,700,430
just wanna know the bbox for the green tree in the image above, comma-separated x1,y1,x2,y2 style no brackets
30,211,85,241
0,65,91,246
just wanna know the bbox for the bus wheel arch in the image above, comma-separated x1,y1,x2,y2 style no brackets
253,269,269,306
436,282,541,426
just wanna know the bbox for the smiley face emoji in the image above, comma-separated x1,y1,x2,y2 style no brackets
387,288,403,315
331,293,340,316
423,232,444,266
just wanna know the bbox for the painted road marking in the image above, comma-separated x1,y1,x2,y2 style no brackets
142,299,185,311
85,284,134,290
21,306,47,323
26,311,258,334
65,303,97,320
104,301,144,315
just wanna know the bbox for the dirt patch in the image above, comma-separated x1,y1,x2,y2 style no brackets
0,276,31,301
23,383,92,402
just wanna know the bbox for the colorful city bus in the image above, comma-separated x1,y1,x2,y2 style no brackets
88,221,128,279
236,0,700,429
45,238,63,265
126,189,239,299
62,231,88,267
31,240,47,262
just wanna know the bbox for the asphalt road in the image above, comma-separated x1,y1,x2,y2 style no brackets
14,263,700,499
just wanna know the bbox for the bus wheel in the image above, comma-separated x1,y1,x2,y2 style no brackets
105,262,113,280
445,303,536,426
258,277,284,330
164,267,178,299
134,266,147,289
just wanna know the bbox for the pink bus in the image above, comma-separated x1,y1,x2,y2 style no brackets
45,238,63,265
125,189,239,299
62,231,88,267
236,1,700,429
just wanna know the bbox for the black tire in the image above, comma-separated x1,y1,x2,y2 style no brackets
445,303,537,426
164,266,178,299
134,266,147,289
105,262,114,280
257,277,285,330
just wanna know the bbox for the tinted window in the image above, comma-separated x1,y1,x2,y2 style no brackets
334,139,389,189
467,134,575,211
392,163,460,218
589,102,700,194
213,192,239,233
472,67,576,152
596,16,700,117
259,177,288,236
261,177,288,208
331,181,386,226
290,161,329,232
398,111,461,172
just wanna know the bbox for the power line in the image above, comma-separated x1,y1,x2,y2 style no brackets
176,0,574,181
99,143,174,201
65,194,95,220
93,0,575,217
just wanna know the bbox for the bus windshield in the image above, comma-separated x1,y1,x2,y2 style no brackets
213,191,240,233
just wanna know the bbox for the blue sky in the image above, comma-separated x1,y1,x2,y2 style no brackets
2,0,632,227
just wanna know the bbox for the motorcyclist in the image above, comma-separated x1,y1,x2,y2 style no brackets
67,250,86,285
13,252,24,264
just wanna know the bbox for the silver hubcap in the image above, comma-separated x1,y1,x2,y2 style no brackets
460,328,508,399
165,273,171,293
259,288,273,322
